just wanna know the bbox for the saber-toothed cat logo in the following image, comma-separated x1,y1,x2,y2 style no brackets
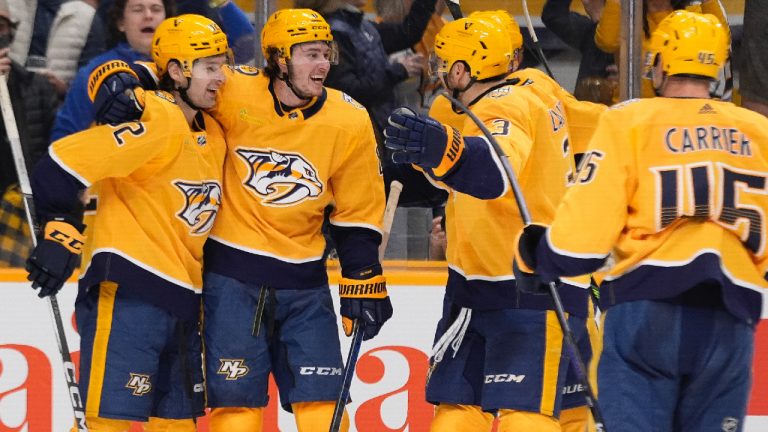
236,149,323,206
174,181,222,235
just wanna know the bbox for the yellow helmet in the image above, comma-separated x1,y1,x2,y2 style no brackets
646,11,728,80
152,14,229,77
434,17,512,81
261,9,334,61
468,10,523,53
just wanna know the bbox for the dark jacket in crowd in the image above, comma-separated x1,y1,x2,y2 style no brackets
0,62,60,193
325,0,446,208
542,0,614,84
325,0,436,135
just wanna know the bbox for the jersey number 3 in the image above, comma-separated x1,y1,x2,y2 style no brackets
653,162,766,254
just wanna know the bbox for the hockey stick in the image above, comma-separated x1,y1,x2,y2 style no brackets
379,181,403,261
0,75,88,430
436,92,606,432
443,0,463,19
520,0,556,79
330,180,404,432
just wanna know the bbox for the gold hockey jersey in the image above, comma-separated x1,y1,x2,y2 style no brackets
430,82,586,314
510,68,607,157
203,67,384,288
537,97,768,323
49,91,226,319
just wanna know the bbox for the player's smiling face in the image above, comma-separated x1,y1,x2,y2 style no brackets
119,0,166,56
286,42,333,98
187,55,228,109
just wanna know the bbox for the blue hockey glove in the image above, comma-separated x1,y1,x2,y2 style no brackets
26,216,86,298
513,223,550,295
88,60,146,125
339,274,393,341
384,107,465,178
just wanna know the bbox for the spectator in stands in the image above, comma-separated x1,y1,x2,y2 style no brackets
740,0,768,117
375,0,445,112
300,0,445,208
542,0,616,103
97,0,256,62
0,0,60,267
44,0,106,95
594,0,728,99
6,0,104,96
51,0,173,140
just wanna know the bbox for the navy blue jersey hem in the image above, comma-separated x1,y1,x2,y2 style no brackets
446,268,589,316
204,239,329,289
600,253,763,324
78,252,201,322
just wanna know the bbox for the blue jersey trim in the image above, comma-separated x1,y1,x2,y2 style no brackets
78,252,202,322
598,253,763,324
445,268,589,317
204,239,329,289
437,136,507,199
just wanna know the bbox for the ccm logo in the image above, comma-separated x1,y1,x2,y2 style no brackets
299,367,342,376
484,374,526,384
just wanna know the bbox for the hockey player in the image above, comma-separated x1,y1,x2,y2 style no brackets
516,11,767,432
201,10,389,431
385,17,589,431
429,10,606,161
465,11,605,431
82,8,390,431
25,15,228,431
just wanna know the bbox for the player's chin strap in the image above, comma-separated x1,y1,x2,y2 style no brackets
444,71,476,104
280,62,313,102
176,78,205,112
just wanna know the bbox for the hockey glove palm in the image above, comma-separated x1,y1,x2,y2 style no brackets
26,216,86,298
384,107,465,178
339,275,393,341
513,224,550,295
88,60,145,125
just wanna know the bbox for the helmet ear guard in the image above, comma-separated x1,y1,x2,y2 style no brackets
645,11,729,82
151,14,231,78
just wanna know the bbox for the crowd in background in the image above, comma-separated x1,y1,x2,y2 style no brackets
0,0,763,267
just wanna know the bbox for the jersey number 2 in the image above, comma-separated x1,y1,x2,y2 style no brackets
111,122,146,146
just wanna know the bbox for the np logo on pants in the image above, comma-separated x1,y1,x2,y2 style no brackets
126,373,152,396
218,359,250,380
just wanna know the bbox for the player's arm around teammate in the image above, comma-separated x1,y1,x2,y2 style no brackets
69,10,391,432
186,10,390,432
26,15,229,432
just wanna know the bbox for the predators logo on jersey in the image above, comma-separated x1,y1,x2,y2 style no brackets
174,180,222,235
236,148,324,206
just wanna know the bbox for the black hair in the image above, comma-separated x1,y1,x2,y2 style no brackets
263,47,282,81
107,0,177,49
